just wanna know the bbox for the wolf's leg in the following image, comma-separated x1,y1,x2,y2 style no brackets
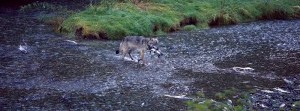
138,50,146,64
122,49,127,60
128,51,134,60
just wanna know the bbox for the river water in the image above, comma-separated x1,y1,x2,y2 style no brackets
0,11,299,110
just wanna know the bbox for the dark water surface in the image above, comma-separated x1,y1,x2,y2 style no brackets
1,11,300,110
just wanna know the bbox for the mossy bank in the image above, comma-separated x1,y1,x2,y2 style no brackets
60,0,300,40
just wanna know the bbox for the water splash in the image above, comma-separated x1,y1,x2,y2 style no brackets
164,94,191,99
232,67,255,73
18,40,28,53
64,40,78,44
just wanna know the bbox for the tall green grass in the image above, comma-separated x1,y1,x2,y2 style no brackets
60,0,300,39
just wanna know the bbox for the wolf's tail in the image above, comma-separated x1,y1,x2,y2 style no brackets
116,50,120,54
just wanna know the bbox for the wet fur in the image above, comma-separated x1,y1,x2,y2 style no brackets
116,36,158,64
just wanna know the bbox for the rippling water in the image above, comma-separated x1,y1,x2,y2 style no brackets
0,11,299,110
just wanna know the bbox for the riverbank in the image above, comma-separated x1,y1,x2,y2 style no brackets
59,0,300,40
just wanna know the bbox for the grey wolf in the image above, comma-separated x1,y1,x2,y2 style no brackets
116,36,162,64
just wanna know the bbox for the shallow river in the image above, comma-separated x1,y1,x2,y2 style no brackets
0,11,299,110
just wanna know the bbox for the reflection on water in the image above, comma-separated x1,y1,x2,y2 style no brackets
0,11,300,110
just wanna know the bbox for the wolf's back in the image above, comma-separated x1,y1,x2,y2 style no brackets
116,36,149,55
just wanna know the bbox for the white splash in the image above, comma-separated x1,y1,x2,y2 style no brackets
19,40,28,53
232,67,254,73
18,43,28,53
260,104,268,108
124,56,137,62
227,99,232,104
164,94,190,99
283,78,293,84
261,90,274,93
274,87,290,93
65,40,78,44
280,103,285,108
242,81,250,84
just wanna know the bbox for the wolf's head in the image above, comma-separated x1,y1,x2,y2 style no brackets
147,38,163,57
148,38,158,46
146,38,158,49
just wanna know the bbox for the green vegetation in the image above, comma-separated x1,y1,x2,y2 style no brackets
60,0,300,39
186,88,253,111
293,101,300,110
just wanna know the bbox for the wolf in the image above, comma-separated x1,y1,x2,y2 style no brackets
116,36,162,64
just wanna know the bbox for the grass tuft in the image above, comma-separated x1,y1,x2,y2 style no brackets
182,25,197,31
